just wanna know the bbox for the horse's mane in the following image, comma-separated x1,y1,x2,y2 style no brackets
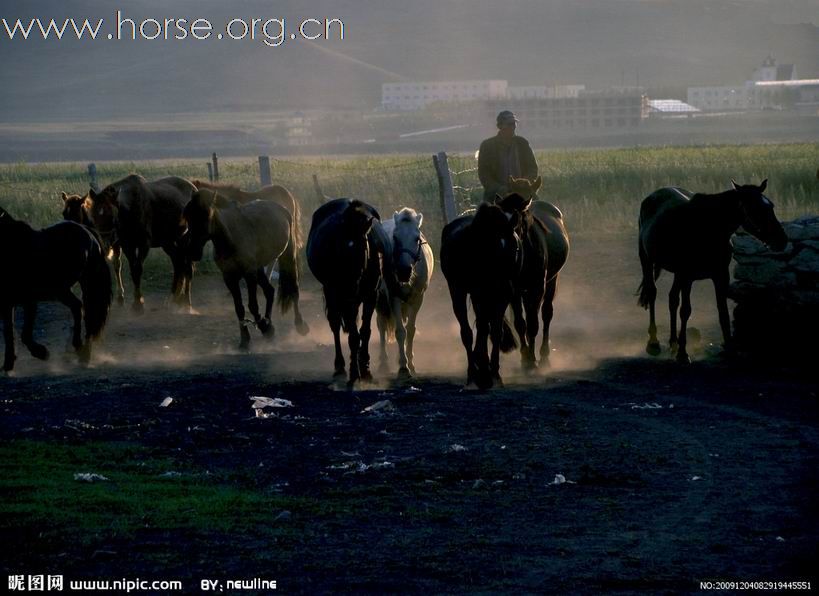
193,180,242,193
394,207,418,224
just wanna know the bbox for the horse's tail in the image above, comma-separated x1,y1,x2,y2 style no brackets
290,191,304,253
636,239,658,309
376,281,395,340
277,213,301,315
82,238,113,341
500,316,518,353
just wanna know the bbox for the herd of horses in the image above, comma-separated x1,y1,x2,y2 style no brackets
1,170,787,387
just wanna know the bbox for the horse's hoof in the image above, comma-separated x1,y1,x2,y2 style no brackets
3,358,15,373
77,345,91,365
408,364,416,376
295,319,310,336
397,367,412,381
646,341,662,356
332,369,347,381
117,295,125,306
238,340,251,352
475,370,494,390
258,318,275,339
676,352,691,365
30,345,50,361
539,356,551,370
360,369,374,383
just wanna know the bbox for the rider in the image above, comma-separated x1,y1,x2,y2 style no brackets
478,110,538,203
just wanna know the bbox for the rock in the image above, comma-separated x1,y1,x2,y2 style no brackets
732,258,788,283
732,234,769,256
274,510,292,522
789,247,819,273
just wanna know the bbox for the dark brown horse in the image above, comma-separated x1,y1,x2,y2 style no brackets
638,180,787,363
441,203,523,389
307,198,390,385
85,175,195,312
183,189,307,349
503,176,570,367
1,206,111,373
192,180,303,251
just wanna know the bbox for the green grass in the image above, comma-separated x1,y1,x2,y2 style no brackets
1,143,816,281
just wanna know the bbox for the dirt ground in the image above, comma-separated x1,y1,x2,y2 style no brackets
1,233,817,594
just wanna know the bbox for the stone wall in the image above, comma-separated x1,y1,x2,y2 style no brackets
730,215,819,352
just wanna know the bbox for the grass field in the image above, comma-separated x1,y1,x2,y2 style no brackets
1,143,816,279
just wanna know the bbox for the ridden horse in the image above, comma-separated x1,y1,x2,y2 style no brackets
375,207,434,379
86,175,195,312
441,203,523,389
637,180,787,363
183,189,308,349
192,180,303,251
307,198,390,385
1,206,112,373
502,176,570,367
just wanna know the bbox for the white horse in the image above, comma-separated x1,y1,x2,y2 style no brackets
376,208,434,379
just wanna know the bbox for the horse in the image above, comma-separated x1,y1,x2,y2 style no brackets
182,189,308,350
61,191,125,304
86,175,195,312
307,198,390,385
1,206,112,373
441,202,523,389
375,207,434,379
502,176,570,367
192,180,303,251
637,179,788,363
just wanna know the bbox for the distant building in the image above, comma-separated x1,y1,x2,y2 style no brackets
648,99,700,115
382,80,508,111
687,55,802,112
507,84,585,100
486,89,645,132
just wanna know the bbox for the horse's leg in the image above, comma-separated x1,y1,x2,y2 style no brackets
391,297,411,379
256,269,276,339
472,300,493,390
640,243,661,356
376,310,389,374
244,273,265,344
540,276,557,366
358,295,376,382
124,244,147,313
224,273,250,350
449,284,475,386
164,246,183,305
510,294,531,370
713,270,733,353
57,289,88,363
524,292,542,370
676,278,694,364
111,243,125,306
3,305,16,372
668,275,682,352
21,302,49,361
405,293,424,375
489,305,505,387
292,292,309,336
343,303,361,385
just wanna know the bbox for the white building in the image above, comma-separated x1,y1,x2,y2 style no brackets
507,84,585,100
382,80,507,111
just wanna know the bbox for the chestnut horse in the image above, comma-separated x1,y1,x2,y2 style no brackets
638,180,787,363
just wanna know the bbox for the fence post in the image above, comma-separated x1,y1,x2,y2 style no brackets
258,156,271,186
433,151,457,224
87,163,99,192
312,174,329,203
211,152,219,181
206,163,214,182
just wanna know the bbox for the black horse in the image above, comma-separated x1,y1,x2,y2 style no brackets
441,203,523,389
1,206,112,373
307,198,390,385
637,180,787,363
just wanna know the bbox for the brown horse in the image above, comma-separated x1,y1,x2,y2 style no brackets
192,180,303,251
638,180,787,363
502,176,570,367
86,175,195,312
183,189,308,349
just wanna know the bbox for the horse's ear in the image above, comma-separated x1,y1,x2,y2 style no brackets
89,188,97,200
522,198,533,212
61,191,69,202
731,179,739,190
532,176,542,193
508,175,516,185
759,179,768,192
393,211,401,224
416,212,423,228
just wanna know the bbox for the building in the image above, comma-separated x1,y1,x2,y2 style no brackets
687,56,802,112
486,90,645,132
507,84,585,100
382,80,508,111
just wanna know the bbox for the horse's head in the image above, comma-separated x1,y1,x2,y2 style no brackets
507,176,542,199
182,189,219,261
495,192,533,232
339,200,376,283
472,203,521,274
732,179,788,251
87,186,119,236
61,192,93,226
391,208,425,283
